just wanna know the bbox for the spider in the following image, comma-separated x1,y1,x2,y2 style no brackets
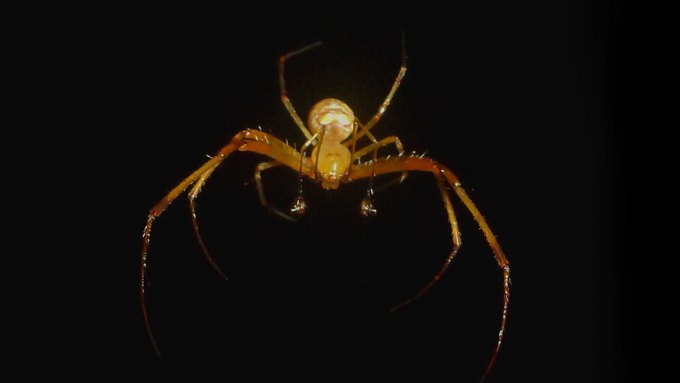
141,38,510,381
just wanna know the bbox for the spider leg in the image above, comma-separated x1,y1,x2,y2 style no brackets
359,128,380,216
390,172,461,310
350,156,510,382
254,160,297,222
279,41,323,140
291,130,322,215
188,166,228,281
449,174,511,383
142,151,232,356
347,121,360,175
349,122,407,215
351,135,404,159
348,33,407,142
141,129,312,355
350,133,408,187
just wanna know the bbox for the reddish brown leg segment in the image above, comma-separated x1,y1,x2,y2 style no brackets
188,165,228,281
141,129,312,355
350,156,510,382
390,172,461,310
452,179,511,383
142,150,235,356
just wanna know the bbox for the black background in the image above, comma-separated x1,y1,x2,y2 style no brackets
41,1,662,381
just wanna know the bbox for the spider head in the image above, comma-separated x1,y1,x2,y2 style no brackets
308,98,355,143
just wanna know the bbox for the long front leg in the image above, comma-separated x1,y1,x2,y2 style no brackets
444,168,510,382
188,165,228,281
142,144,238,356
350,156,510,382
141,129,312,355
390,172,461,310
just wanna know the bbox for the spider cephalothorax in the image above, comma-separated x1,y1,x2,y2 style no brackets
141,38,510,382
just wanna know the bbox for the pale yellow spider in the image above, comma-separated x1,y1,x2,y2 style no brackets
141,38,510,381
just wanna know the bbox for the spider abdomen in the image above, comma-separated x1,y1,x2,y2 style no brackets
307,98,355,143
